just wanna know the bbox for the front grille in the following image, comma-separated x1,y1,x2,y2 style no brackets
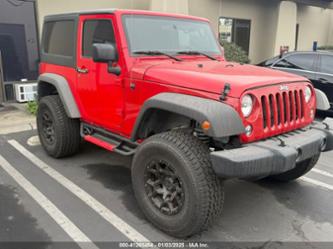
261,90,305,130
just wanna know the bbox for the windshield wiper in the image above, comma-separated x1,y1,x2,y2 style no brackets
177,51,218,61
133,50,182,62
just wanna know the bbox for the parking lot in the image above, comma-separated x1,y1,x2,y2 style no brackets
0,127,333,249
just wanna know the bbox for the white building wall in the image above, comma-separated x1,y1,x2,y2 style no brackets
150,0,189,14
329,13,333,45
274,1,297,54
36,0,150,31
297,4,333,50
189,0,280,63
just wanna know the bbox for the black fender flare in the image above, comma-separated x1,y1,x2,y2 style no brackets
131,93,244,140
37,73,81,118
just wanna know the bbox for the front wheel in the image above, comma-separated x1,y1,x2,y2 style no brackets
131,130,224,238
269,154,320,182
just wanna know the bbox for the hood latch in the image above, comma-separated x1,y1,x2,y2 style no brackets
220,83,231,101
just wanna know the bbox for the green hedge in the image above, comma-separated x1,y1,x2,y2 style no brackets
220,41,250,64
318,45,333,51
27,100,38,115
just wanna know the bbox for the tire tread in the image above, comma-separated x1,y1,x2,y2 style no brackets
37,95,80,158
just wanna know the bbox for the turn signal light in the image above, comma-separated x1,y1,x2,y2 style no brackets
201,121,211,131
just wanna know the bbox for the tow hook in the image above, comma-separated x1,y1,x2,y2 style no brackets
272,136,286,147
320,137,327,151
323,122,330,130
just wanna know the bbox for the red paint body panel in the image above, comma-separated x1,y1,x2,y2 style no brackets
141,60,306,97
40,9,315,144
84,135,115,151
39,62,79,109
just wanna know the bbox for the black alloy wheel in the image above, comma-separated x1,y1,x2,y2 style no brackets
144,159,185,216
40,109,55,145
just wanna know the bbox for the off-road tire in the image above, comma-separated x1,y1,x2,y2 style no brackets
131,130,224,238
37,95,80,158
270,153,320,182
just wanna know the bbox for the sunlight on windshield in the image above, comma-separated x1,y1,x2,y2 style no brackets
122,15,221,55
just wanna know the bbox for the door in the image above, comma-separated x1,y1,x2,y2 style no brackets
316,54,333,109
76,15,124,132
272,53,318,83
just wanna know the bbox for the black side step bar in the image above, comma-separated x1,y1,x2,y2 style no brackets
80,123,138,156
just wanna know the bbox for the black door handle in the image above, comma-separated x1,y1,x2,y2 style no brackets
319,78,329,84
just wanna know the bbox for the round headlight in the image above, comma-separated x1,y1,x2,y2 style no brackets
304,86,312,103
241,94,253,118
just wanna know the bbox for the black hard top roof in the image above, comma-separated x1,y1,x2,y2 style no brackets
44,9,116,21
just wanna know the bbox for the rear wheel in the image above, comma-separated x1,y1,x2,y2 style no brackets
270,154,320,182
131,130,224,238
37,95,80,158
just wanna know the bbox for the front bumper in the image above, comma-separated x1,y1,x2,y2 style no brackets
210,119,333,179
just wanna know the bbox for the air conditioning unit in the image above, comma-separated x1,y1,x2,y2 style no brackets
14,83,37,103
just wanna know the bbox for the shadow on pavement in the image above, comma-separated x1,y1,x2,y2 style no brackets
83,163,145,220
257,178,333,225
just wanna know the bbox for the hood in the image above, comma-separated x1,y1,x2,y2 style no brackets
130,60,308,97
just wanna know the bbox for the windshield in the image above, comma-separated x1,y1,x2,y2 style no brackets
122,15,221,56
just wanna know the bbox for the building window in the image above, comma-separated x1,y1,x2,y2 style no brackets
0,0,40,101
219,17,251,55
0,0,39,83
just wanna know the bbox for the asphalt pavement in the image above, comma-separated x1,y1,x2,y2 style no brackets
1,128,333,249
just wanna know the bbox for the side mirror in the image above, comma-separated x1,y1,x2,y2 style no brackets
92,43,118,63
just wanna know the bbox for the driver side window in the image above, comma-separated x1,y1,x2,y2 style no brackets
82,19,116,57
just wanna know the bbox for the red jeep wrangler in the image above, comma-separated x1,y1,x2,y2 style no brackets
37,9,333,237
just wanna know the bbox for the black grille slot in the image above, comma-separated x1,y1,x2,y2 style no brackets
276,94,281,125
300,90,304,118
269,94,274,127
283,92,288,124
294,91,299,120
262,96,267,128
289,91,293,122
